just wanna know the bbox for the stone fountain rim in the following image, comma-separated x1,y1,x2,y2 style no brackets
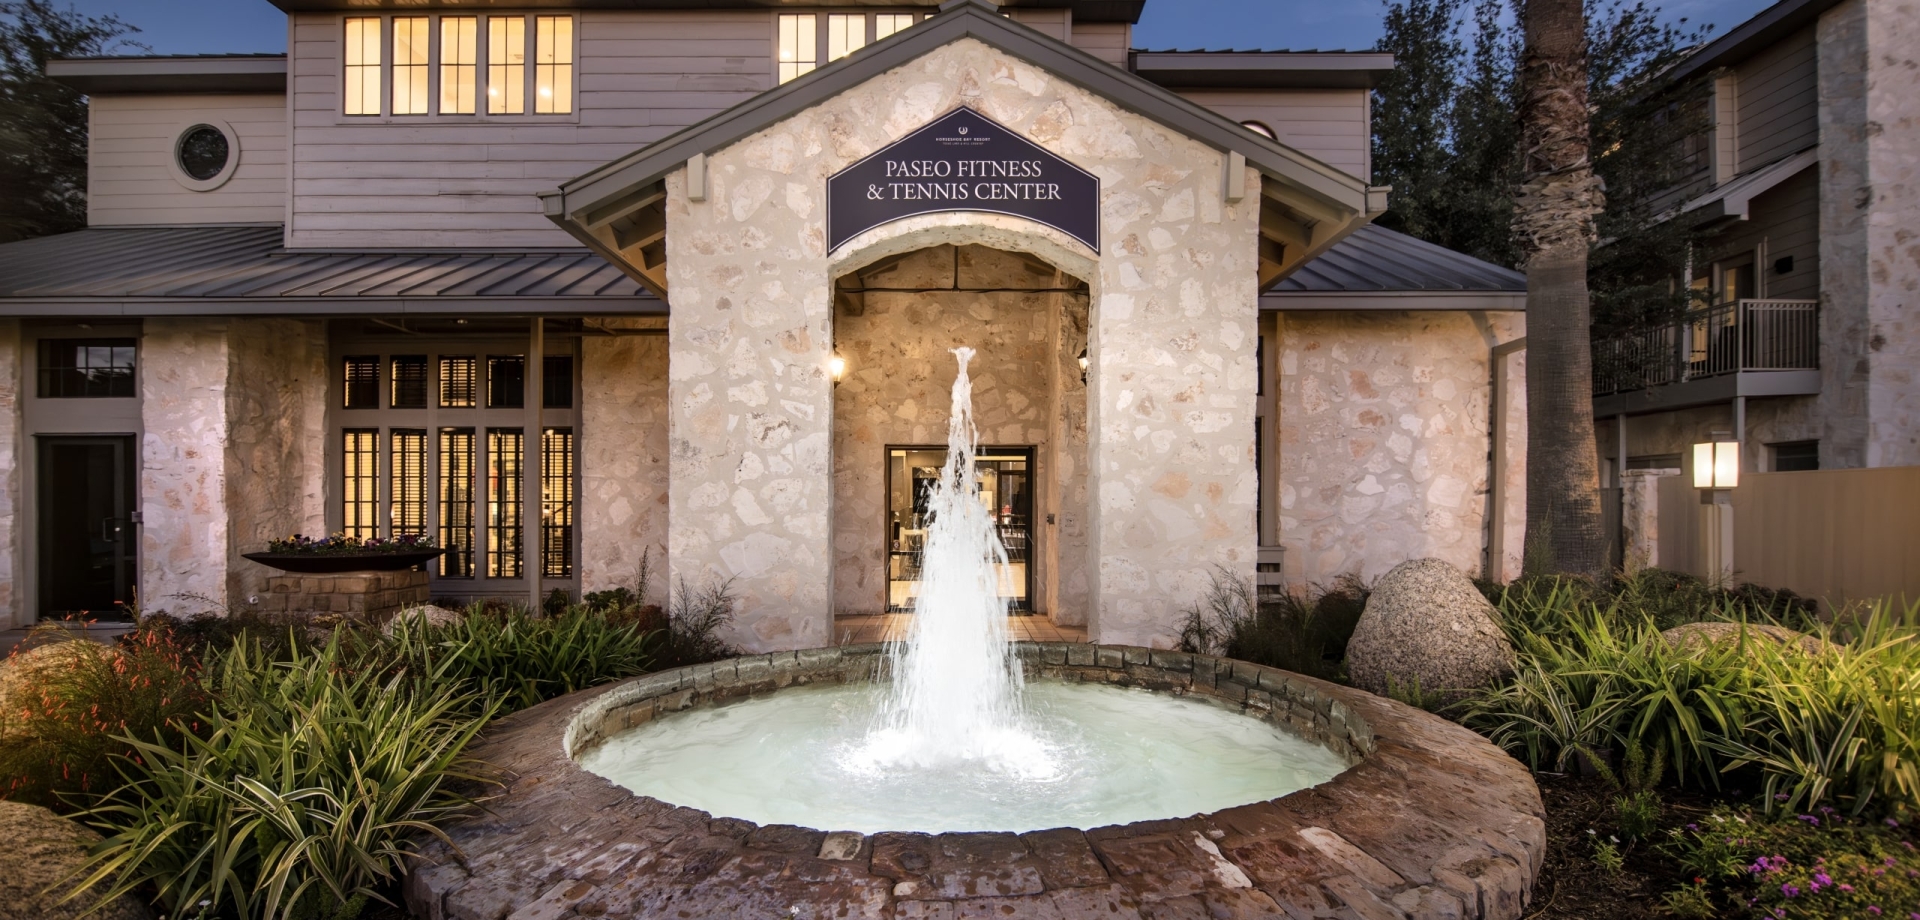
406,642,1548,920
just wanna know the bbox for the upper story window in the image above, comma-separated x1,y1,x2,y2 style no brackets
342,14,573,118
777,11,925,84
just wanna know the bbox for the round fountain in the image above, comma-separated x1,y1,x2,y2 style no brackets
403,350,1547,920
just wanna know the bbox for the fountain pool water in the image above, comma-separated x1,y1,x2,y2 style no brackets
576,348,1349,834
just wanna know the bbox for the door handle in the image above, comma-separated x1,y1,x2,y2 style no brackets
101,518,123,542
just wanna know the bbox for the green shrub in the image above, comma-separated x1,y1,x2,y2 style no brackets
1176,568,1367,680
1463,597,1920,816
656,576,740,669
376,604,657,715
1664,805,1920,920
0,627,207,808
70,637,492,920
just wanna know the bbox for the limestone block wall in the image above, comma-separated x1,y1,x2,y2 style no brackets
0,321,19,629
1818,0,1920,469
1046,289,1091,625
224,319,327,606
580,329,670,600
829,245,1080,617
666,37,1260,650
1598,397,1821,473
1620,468,1680,570
140,319,233,614
1276,310,1525,584
139,318,326,616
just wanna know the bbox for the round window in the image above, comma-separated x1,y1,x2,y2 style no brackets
175,125,230,182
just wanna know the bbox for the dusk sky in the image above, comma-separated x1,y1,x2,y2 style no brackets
55,0,1778,57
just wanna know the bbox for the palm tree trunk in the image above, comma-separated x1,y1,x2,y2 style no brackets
1516,0,1608,578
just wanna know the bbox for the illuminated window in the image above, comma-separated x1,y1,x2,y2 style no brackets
534,15,573,114
440,16,478,115
440,356,477,408
487,428,524,578
344,17,382,116
488,16,526,114
542,427,574,577
777,14,817,84
391,355,428,408
827,13,866,62
875,13,916,40
392,17,430,114
438,428,475,577
342,430,380,540
343,355,379,408
391,429,428,538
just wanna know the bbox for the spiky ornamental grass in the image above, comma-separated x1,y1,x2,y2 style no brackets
1462,592,1920,818
68,637,496,920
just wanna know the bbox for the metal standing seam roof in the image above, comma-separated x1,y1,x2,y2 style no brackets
0,226,657,315
1270,223,1526,294
0,223,1521,314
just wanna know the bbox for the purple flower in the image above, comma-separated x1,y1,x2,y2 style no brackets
1686,823,1700,832
1797,814,1820,826
1886,817,1901,827
1839,883,1854,893
1781,883,1800,898
1775,793,1790,801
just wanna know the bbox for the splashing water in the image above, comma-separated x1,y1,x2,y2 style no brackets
847,347,1056,778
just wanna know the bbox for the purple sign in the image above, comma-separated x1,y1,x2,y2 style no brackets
826,106,1100,253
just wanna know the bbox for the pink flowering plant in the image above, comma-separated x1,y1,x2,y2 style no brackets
265,532,437,555
1665,804,1920,918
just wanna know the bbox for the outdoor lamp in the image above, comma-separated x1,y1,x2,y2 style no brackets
1691,439,1740,490
1077,347,1089,384
829,353,846,385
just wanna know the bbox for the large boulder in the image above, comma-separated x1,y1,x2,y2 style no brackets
0,639,107,716
0,801,151,920
1346,558,1517,703
1661,621,1828,655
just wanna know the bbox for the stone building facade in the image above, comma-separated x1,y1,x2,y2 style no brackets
0,0,1526,649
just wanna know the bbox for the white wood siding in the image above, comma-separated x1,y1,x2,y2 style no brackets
1173,89,1369,178
1734,24,1818,173
1070,22,1130,67
289,10,772,248
88,94,287,226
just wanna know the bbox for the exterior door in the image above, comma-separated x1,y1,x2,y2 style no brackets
885,445,1035,613
37,436,137,620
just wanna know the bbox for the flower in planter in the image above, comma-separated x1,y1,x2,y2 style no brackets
266,532,439,555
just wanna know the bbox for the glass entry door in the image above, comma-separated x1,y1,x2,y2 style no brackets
885,446,1033,613
37,435,137,620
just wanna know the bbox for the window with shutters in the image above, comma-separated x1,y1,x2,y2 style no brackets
329,332,580,594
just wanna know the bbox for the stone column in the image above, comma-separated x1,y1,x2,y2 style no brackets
0,320,20,629
1086,162,1262,648
140,318,233,614
1619,468,1680,571
1818,0,1920,469
663,166,836,652
140,318,326,617
579,327,670,601
224,319,327,607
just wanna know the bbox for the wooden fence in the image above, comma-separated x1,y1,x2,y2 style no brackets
1657,467,1920,608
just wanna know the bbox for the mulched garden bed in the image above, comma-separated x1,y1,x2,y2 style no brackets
1523,772,1718,919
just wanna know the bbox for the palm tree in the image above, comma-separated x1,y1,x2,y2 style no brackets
1514,0,1607,578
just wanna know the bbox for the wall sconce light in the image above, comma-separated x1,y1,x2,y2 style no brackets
1691,439,1740,490
1077,347,1088,385
829,353,846,385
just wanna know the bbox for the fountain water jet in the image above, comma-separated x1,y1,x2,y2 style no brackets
853,348,1053,776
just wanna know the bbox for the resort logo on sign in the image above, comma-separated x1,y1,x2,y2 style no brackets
826,107,1100,253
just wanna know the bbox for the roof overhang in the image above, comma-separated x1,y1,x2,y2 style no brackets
1683,146,1817,224
1261,291,1526,312
265,0,1144,22
1130,51,1395,90
540,0,1386,300
1665,0,1846,84
46,55,288,95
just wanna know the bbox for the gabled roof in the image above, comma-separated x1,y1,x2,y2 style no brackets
541,0,1385,299
0,226,657,316
549,0,1375,220
1665,0,1845,85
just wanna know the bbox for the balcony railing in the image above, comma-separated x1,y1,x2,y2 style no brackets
1592,299,1818,397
